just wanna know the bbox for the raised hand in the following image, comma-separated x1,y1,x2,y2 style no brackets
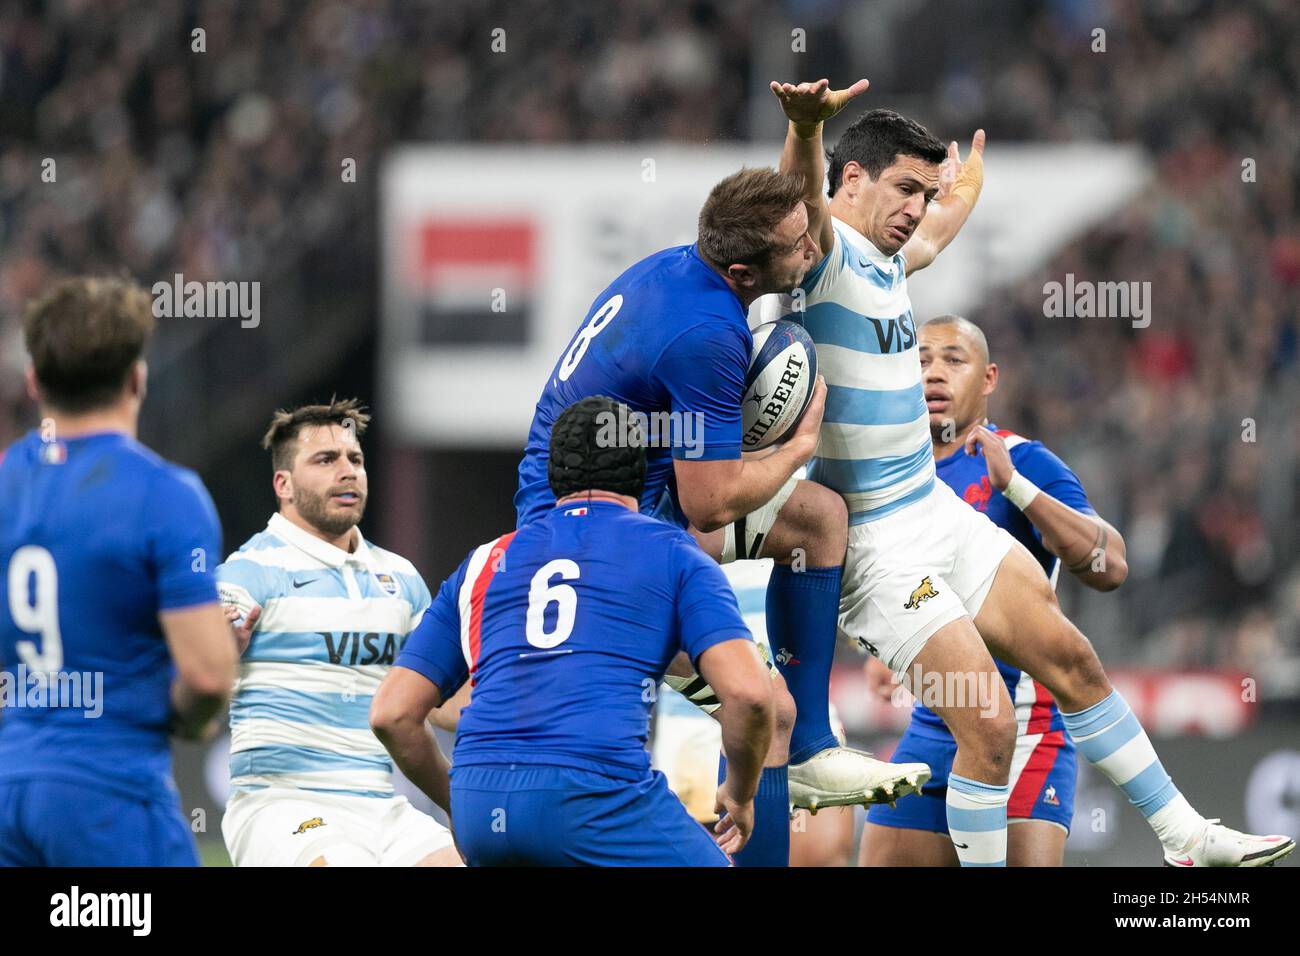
769,77,869,128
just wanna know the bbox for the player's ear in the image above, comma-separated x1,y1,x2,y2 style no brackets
272,469,293,504
841,161,865,192
23,365,41,404
129,359,148,403
726,263,758,289
984,361,999,396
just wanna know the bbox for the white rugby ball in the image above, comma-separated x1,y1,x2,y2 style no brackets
741,319,818,451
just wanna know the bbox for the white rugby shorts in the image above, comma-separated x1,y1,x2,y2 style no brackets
838,479,1015,674
223,787,454,867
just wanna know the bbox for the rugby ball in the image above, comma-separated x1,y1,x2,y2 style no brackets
741,320,818,451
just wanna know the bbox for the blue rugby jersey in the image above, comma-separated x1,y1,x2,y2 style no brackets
398,501,753,779
514,244,751,528
911,426,1097,738
216,513,431,798
0,430,221,797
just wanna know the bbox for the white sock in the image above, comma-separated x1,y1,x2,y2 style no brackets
1147,793,1206,852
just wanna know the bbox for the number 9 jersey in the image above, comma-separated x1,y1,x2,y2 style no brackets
0,431,221,866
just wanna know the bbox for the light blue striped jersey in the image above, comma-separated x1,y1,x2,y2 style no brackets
656,559,773,720
215,513,431,799
755,216,933,524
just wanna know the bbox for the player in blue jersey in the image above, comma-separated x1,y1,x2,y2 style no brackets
216,399,459,867
862,315,1127,866
512,166,930,867
0,277,237,866
372,397,776,865
766,78,1294,866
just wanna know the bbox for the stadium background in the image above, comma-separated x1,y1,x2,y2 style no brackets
1,0,1297,864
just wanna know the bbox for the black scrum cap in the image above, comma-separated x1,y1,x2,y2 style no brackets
548,395,647,502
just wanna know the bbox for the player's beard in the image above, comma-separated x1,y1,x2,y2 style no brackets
294,484,366,539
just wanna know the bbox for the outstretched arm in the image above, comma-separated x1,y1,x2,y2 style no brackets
903,130,986,274
770,78,869,258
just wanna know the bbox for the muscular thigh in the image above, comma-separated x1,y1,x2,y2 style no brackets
904,616,1011,739
971,541,1106,709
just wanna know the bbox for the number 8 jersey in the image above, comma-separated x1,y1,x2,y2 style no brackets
396,500,751,779
513,244,753,528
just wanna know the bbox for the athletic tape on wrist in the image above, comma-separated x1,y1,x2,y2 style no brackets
1001,470,1040,511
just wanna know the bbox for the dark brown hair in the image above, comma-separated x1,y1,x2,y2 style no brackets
827,108,947,197
23,276,156,413
697,167,807,269
261,397,371,471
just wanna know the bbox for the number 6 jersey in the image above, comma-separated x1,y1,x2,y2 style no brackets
397,500,752,780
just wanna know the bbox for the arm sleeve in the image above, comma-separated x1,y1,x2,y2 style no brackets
214,558,273,620
654,321,750,462
406,573,434,630
147,467,223,612
1013,443,1097,544
671,537,753,666
394,566,469,700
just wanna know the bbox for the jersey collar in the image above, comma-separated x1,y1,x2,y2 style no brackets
267,512,375,569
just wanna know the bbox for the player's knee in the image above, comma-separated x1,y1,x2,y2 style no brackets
791,481,847,565
1057,629,1108,695
964,706,1017,775
773,681,796,743
1034,600,1106,689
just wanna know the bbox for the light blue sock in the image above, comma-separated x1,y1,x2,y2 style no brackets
946,773,1009,867
1061,690,1179,817
1061,689,1200,849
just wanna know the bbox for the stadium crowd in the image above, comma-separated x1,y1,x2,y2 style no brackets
0,0,1296,691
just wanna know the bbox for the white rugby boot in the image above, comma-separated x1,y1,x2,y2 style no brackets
1162,820,1295,867
788,746,930,812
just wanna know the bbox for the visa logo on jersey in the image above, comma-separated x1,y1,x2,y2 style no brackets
319,632,403,666
866,313,917,354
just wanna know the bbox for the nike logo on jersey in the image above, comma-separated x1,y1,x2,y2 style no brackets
292,577,319,589
953,842,970,849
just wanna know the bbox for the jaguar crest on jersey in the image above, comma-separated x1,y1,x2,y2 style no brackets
904,576,939,610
